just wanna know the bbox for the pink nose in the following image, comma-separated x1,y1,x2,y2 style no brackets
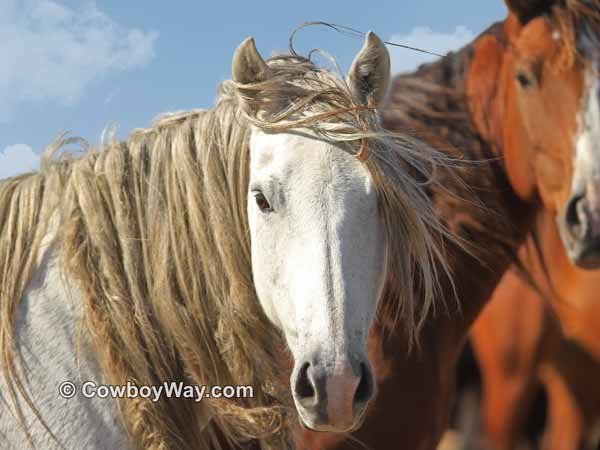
292,356,374,432
325,364,362,428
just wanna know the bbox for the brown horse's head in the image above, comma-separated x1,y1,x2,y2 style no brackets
472,0,600,268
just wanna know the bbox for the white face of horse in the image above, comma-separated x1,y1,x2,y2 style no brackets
565,62,600,268
232,33,391,432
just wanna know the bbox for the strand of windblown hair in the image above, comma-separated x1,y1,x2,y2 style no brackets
288,21,445,58
286,21,444,162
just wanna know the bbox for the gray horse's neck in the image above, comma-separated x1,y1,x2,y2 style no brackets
0,239,129,450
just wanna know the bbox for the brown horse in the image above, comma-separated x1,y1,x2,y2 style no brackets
294,1,600,449
471,210,600,450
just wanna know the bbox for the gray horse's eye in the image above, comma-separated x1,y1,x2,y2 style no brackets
254,192,272,212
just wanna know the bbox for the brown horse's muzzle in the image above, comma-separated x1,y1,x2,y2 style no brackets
559,188,600,269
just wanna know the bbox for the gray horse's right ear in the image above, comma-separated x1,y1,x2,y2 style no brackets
232,37,271,84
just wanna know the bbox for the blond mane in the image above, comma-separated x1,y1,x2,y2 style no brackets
0,53,458,450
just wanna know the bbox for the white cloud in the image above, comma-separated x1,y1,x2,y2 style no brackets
388,26,476,74
0,0,158,121
0,144,41,179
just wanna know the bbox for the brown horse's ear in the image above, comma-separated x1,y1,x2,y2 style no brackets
505,0,556,24
466,34,506,155
232,37,271,85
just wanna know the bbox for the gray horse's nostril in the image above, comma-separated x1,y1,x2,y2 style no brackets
294,362,315,400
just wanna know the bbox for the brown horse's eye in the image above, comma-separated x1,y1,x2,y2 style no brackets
254,192,272,212
516,71,534,88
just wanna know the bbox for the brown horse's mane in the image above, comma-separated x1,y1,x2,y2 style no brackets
554,1,600,67
381,24,533,323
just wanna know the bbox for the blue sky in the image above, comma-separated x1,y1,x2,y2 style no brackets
0,1,508,178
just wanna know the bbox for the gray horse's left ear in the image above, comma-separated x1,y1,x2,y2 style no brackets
232,36,271,84
347,32,391,106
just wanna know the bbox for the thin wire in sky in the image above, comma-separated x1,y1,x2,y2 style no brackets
289,21,445,58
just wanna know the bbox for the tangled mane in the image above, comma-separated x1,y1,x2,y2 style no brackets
541,0,600,69
0,51,458,450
